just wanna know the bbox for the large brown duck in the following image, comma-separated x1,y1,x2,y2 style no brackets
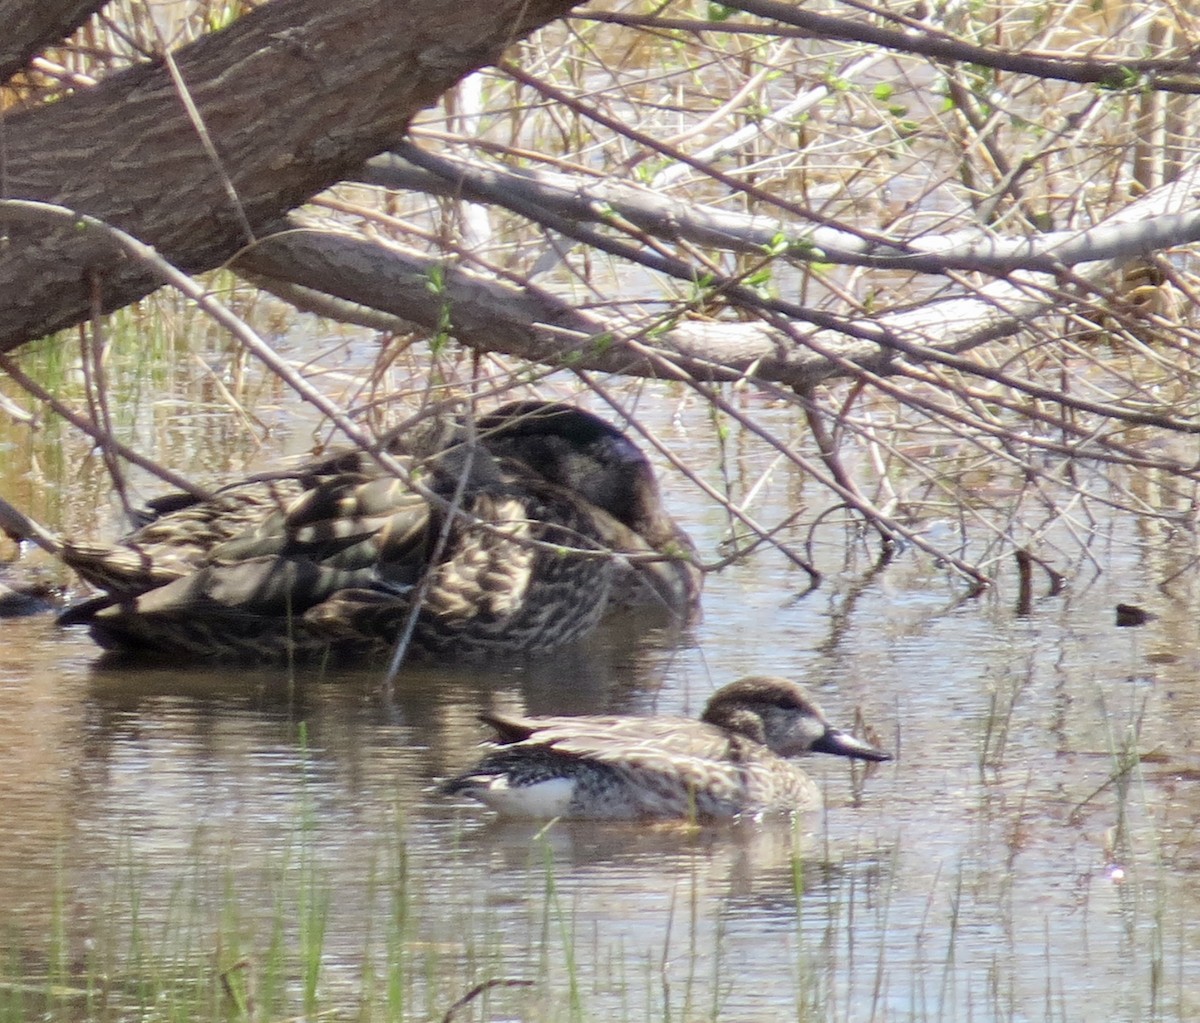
0,401,700,661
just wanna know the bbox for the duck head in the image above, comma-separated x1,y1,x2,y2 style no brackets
476,401,702,614
702,676,891,761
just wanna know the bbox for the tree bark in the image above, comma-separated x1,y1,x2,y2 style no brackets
0,0,109,84
0,0,580,352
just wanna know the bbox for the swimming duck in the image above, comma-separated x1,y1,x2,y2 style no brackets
0,401,700,661
441,676,890,820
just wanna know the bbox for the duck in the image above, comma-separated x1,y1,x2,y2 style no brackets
441,676,891,820
0,401,701,661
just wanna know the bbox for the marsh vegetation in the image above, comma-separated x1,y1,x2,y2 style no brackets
2,0,1200,1019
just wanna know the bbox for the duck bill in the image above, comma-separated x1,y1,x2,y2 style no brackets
810,729,891,762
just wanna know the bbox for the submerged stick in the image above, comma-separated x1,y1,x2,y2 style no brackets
441,978,534,1023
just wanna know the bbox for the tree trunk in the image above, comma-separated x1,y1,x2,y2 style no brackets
0,0,108,83
0,0,580,352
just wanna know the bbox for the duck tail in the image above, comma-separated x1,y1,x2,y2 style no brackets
0,495,64,557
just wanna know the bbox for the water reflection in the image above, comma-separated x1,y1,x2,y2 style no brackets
3,530,1198,1021
2,388,1199,1021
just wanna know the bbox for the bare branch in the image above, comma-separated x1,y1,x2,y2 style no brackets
714,0,1200,92
361,144,1200,276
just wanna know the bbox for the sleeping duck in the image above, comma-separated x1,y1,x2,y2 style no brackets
0,401,700,661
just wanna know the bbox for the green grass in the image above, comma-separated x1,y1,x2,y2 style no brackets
0,809,840,1023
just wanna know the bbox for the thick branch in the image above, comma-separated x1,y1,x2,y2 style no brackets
362,144,1200,276
0,0,580,353
0,0,108,84
237,219,612,354
233,216,1000,388
238,159,1200,427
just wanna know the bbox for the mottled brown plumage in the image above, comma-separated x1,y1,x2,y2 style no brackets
0,402,700,661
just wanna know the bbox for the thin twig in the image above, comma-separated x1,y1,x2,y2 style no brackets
0,352,212,501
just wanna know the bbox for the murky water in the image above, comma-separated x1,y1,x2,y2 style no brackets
1,324,1199,1022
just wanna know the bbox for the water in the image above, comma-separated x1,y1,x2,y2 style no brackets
1,330,1198,1021
4,558,1192,1021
